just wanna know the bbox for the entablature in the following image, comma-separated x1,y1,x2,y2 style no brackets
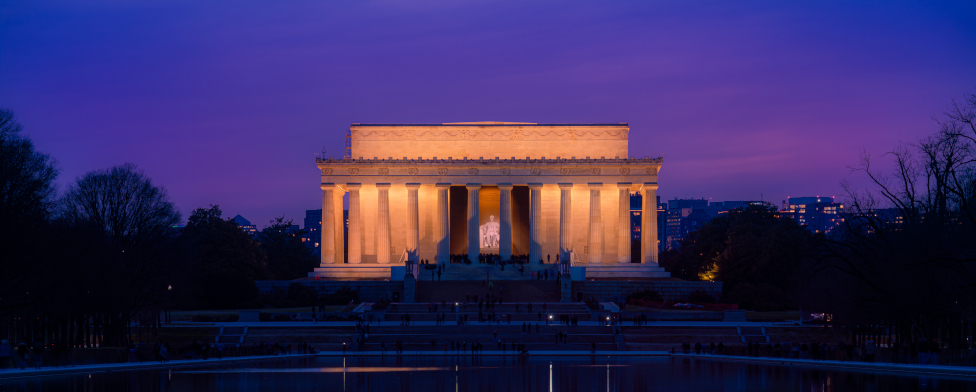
316,157,662,187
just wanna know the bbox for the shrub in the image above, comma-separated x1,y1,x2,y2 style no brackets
627,290,663,303
727,283,787,311
286,283,318,307
688,289,716,303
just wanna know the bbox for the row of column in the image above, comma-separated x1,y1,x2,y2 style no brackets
320,182,658,266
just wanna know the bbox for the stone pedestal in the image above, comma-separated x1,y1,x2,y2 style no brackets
560,273,572,303
403,273,416,303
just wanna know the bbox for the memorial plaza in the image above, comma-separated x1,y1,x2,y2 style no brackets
282,122,722,304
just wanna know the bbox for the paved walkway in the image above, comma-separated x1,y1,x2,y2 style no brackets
314,350,670,356
674,353,976,377
0,354,314,379
169,320,787,328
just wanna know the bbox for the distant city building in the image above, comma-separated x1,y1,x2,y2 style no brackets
231,214,258,236
780,196,845,234
663,199,763,249
665,199,709,250
303,209,322,251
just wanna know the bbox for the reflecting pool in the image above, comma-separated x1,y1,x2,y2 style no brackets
3,355,975,391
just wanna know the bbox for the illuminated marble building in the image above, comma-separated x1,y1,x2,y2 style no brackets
310,122,668,279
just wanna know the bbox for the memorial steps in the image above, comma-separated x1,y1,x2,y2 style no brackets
310,261,670,280
417,262,559,281
583,263,671,279
414,281,561,303
381,302,588,322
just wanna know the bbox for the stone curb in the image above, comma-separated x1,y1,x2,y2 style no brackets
673,353,976,377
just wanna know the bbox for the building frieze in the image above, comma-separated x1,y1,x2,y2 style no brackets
354,128,628,142
316,157,661,179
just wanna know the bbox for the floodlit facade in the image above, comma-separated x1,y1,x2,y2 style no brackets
311,122,668,279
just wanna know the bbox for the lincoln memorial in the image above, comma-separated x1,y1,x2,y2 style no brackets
310,122,668,280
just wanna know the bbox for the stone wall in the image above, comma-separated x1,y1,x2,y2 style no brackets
573,280,723,303
350,123,629,160
256,281,404,303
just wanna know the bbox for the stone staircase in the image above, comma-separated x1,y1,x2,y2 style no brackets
415,281,560,303
738,326,770,343
214,326,248,345
382,301,591,322
416,262,560,281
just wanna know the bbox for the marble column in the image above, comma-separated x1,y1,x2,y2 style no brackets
435,183,451,264
558,183,573,262
528,183,543,265
405,183,421,263
320,183,335,265
498,183,513,261
617,183,632,263
376,183,392,264
641,182,659,264
588,183,603,264
334,187,345,264
466,183,481,263
347,183,362,264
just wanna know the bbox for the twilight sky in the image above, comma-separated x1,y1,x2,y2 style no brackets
2,1,974,227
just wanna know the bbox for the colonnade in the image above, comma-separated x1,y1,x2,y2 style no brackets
320,182,659,267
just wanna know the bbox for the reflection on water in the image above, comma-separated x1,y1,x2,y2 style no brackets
3,355,975,392
174,366,452,373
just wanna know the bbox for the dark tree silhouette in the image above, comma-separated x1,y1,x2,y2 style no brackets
661,203,817,310
258,217,318,280
58,163,181,346
0,109,59,316
178,205,266,309
809,90,976,348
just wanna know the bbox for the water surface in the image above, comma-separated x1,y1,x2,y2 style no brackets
3,355,974,391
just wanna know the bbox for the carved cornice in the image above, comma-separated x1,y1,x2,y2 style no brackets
353,128,628,141
316,157,662,178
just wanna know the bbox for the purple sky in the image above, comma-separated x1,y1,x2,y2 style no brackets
2,1,974,227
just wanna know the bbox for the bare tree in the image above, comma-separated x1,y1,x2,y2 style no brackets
815,90,976,348
59,163,181,346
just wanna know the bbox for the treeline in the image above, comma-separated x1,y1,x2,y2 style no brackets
0,110,317,347
660,90,976,348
